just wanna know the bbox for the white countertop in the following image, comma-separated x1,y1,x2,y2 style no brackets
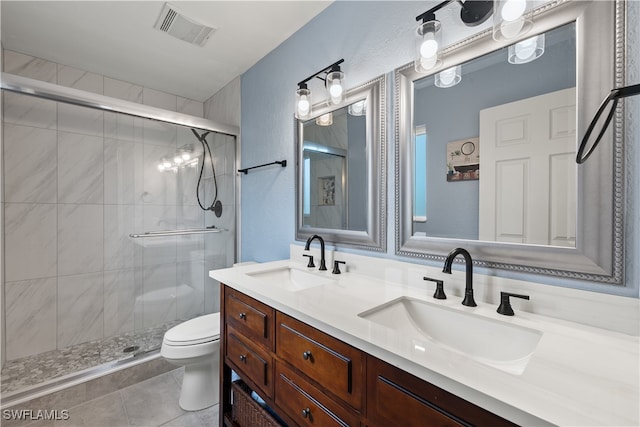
211,257,639,426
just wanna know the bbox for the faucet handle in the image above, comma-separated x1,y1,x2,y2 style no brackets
332,260,346,274
497,292,530,316
303,254,315,268
423,277,446,300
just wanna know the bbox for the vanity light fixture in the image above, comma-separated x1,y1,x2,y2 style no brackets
315,112,333,126
493,0,533,40
348,99,367,116
508,33,544,64
295,83,312,120
414,0,493,73
434,65,462,88
295,59,345,119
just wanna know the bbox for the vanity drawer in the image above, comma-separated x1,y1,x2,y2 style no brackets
225,288,274,351
275,362,360,427
226,328,273,398
366,356,516,427
276,312,364,410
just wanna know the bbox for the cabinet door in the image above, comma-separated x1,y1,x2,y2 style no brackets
226,328,273,398
366,356,516,427
225,288,274,351
276,312,364,410
276,362,360,427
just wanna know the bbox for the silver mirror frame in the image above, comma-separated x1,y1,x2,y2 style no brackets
395,0,625,284
296,75,387,251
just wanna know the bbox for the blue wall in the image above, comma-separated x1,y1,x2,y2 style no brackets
241,1,639,298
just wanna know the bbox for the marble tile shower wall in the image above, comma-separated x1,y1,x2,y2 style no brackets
2,50,236,361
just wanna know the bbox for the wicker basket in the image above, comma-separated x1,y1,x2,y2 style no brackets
231,381,281,427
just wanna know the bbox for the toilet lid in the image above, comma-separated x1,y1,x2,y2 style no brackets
164,313,220,346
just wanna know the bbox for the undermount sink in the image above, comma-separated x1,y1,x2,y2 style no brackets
358,297,542,374
247,266,335,291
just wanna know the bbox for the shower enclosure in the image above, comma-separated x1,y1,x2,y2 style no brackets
0,71,238,401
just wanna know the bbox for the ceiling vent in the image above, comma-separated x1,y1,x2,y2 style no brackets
154,3,215,47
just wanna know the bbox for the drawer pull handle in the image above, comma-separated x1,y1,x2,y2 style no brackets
301,407,311,418
239,312,246,320
239,354,247,363
302,351,312,360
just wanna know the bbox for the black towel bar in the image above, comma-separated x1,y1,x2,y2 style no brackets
238,160,287,174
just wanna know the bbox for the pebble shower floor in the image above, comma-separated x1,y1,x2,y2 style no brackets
1,320,181,396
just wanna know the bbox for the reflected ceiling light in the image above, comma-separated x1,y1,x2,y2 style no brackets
158,145,197,172
508,34,545,64
295,59,345,120
434,65,462,88
315,112,333,126
493,0,532,40
414,1,493,73
348,99,367,116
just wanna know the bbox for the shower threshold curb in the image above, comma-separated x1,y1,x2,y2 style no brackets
1,349,171,409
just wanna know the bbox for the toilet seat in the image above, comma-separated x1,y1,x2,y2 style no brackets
163,313,220,346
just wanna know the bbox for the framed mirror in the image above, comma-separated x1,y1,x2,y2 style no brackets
296,75,386,251
396,0,625,283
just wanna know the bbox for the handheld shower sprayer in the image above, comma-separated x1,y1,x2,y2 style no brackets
191,129,222,217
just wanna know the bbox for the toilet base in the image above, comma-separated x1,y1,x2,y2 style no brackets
178,350,220,411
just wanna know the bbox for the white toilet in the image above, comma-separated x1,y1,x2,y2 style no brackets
161,312,221,411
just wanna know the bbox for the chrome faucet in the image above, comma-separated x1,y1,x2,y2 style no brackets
442,248,476,307
304,235,327,271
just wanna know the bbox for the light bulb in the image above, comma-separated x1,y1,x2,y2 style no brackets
298,96,310,115
439,68,456,86
329,80,343,98
157,163,165,171
515,36,537,60
420,39,438,59
502,0,526,21
163,161,172,169
316,113,333,126
181,152,191,161
174,156,183,164
351,100,364,115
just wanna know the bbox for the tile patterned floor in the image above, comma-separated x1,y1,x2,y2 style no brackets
1,321,182,396
22,369,219,427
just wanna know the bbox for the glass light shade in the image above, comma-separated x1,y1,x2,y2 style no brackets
508,34,545,64
493,0,532,41
434,65,462,88
326,71,345,106
415,20,442,72
295,87,312,119
348,99,367,116
315,112,333,126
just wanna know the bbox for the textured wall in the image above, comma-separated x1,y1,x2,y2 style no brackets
241,1,639,298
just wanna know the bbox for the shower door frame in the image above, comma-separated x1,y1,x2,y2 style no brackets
0,72,242,398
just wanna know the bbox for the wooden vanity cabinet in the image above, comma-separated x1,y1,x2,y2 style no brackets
275,361,361,427
365,356,517,427
276,312,365,411
221,285,516,427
